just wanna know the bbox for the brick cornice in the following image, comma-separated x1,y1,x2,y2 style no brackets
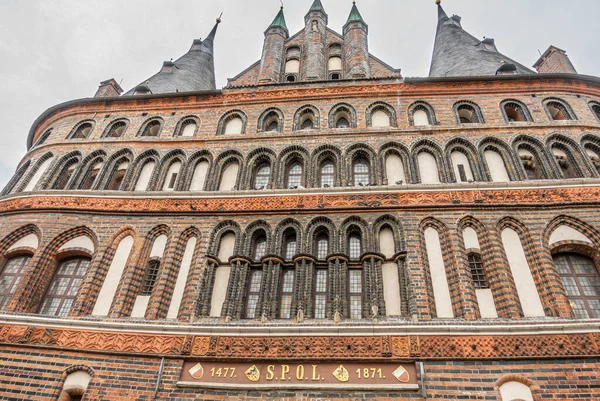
0,323,598,361
2,185,600,216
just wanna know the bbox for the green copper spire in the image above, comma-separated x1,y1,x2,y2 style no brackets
310,0,325,12
346,1,365,24
269,6,288,30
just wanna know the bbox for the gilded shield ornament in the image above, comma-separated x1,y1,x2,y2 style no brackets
332,365,349,382
245,365,261,382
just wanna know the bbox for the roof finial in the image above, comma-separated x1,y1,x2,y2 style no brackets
216,11,223,24
280,0,284,9
436,0,441,4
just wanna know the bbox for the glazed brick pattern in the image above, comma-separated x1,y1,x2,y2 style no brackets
0,345,598,400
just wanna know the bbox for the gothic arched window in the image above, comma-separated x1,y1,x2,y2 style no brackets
320,160,335,188
39,257,90,317
554,253,600,319
0,255,32,310
254,163,271,190
286,162,302,188
353,158,370,186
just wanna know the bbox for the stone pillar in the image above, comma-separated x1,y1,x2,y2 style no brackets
362,253,385,319
327,254,348,322
259,256,283,321
293,255,316,321
222,257,251,321
197,256,220,317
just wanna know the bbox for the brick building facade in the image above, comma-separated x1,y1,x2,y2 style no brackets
1,1,600,400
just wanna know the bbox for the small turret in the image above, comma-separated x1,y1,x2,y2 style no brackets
343,1,370,79
302,0,328,80
533,46,578,74
94,79,123,98
258,7,289,84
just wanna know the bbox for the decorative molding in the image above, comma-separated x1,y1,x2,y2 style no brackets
0,324,599,360
2,185,600,215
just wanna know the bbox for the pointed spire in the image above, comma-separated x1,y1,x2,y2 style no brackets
269,6,288,30
436,0,448,21
310,0,325,12
346,1,365,25
124,18,220,95
429,1,533,78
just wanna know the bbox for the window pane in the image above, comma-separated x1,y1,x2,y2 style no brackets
40,258,89,317
246,295,259,319
353,160,370,186
249,271,262,292
315,294,327,319
349,270,362,293
349,235,361,259
254,164,271,190
245,270,263,319
285,238,297,259
554,253,600,320
254,237,267,260
317,236,329,259
320,161,334,187
0,256,31,311
314,269,328,319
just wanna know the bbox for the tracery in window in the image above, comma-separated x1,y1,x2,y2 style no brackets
39,258,90,317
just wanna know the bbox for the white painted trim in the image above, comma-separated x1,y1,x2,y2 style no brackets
0,313,598,337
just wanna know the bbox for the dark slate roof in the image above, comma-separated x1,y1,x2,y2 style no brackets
124,21,219,96
269,7,288,31
429,4,533,78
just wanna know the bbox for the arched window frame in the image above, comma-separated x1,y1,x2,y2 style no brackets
366,101,397,128
589,101,600,123
581,135,600,176
48,153,82,190
552,251,600,319
412,140,448,184
38,256,91,317
352,157,371,186
467,251,489,289
217,110,247,135
0,253,33,311
101,119,130,138
137,118,164,137
293,105,320,131
453,101,485,124
408,101,438,126
174,116,200,137
67,120,95,140
329,103,357,129
34,128,53,147
253,163,271,190
445,139,481,183
542,97,577,121
76,155,105,190
315,230,330,261
500,99,533,123
285,160,303,189
244,268,263,319
257,108,284,133
513,136,554,181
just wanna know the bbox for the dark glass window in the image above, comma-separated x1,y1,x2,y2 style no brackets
245,269,262,319
0,255,31,310
353,159,370,186
554,253,600,319
254,164,271,190
348,269,363,319
279,270,294,319
468,253,488,289
266,121,279,132
140,260,160,296
314,269,328,319
320,160,335,187
39,258,90,317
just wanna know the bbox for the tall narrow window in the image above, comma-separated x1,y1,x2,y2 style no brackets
287,162,302,188
353,158,370,186
80,162,103,190
468,253,488,289
348,269,363,319
39,258,90,317
0,255,31,310
316,233,329,260
53,162,78,190
314,269,328,319
279,270,294,319
254,164,271,190
554,253,600,319
348,233,362,259
253,236,267,261
108,162,129,191
245,270,262,319
320,160,335,187
140,260,160,296
162,162,181,191
284,232,297,260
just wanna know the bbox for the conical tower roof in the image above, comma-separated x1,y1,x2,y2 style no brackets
269,6,288,30
309,0,325,12
429,2,533,78
124,19,220,95
346,1,365,24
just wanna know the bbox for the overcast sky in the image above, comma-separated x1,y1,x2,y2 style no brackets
1,0,599,189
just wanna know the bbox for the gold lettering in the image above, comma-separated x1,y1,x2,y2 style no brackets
296,365,305,380
311,365,321,381
266,365,275,381
281,365,290,381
